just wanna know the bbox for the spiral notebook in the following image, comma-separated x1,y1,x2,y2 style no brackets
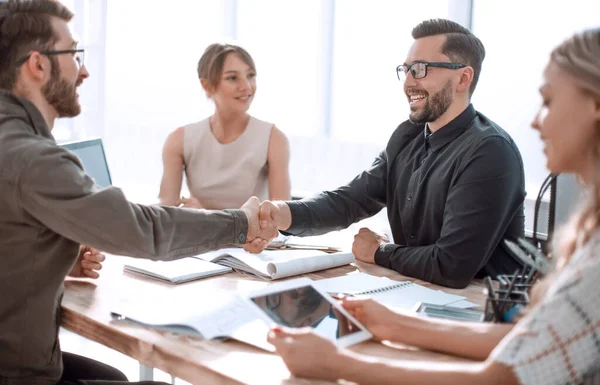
314,273,470,311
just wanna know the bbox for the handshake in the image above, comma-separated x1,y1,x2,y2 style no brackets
238,196,388,262
240,197,291,254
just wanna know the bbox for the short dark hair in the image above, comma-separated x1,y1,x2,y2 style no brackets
197,43,256,91
0,0,73,90
412,19,485,96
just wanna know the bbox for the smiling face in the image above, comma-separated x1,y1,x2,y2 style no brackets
42,17,89,118
403,35,466,125
532,61,600,178
207,52,256,115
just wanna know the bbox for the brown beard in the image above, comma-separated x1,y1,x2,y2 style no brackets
408,80,453,124
41,57,81,118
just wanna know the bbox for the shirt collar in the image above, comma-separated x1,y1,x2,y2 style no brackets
0,89,53,139
423,124,432,150
426,104,476,153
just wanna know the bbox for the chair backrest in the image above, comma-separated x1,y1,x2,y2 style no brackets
60,138,113,188
532,173,583,252
554,173,582,229
532,174,557,249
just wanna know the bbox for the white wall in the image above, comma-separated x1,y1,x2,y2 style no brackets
66,1,599,199
472,0,600,196
99,0,451,195
330,0,448,144
103,1,223,192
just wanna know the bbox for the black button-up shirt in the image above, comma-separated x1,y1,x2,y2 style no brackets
286,104,525,288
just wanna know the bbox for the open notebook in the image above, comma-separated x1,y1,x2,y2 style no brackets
195,248,354,280
123,257,232,284
314,273,477,311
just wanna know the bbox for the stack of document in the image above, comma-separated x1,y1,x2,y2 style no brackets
314,272,478,311
111,290,274,351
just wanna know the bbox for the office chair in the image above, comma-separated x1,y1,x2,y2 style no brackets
497,173,558,309
532,173,558,253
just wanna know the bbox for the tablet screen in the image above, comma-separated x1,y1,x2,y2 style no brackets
250,285,362,340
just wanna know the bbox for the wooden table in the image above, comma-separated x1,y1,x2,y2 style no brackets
61,256,487,385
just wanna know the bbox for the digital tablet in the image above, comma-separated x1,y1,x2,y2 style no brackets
247,277,372,347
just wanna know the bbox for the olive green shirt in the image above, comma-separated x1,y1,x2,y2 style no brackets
0,90,248,385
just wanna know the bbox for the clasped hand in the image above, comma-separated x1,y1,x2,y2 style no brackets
241,197,281,253
352,227,389,263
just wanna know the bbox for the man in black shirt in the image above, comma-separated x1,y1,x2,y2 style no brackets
259,19,525,289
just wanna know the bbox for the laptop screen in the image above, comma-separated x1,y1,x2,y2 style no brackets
60,138,112,188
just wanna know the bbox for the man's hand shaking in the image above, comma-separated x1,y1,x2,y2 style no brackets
241,197,280,253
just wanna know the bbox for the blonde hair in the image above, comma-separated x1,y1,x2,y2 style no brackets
554,29,600,269
197,43,255,92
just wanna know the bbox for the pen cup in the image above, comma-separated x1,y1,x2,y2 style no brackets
484,290,529,323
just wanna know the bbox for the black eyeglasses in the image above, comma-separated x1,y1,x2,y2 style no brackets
397,61,466,81
17,49,85,68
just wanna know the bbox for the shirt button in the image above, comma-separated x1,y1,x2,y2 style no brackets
238,233,246,243
421,158,426,164
410,234,416,240
407,194,412,201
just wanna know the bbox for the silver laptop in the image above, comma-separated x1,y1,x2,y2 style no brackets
60,138,112,188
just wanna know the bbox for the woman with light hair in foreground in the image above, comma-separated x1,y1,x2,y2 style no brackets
268,28,600,385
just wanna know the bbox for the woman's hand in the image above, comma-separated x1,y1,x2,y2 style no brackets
177,196,203,209
267,327,345,381
341,297,403,341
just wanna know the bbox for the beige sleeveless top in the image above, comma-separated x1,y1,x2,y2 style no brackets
183,116,273,209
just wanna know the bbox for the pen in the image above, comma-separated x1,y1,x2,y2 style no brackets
516,238,551,276
484,276,503,322
523,265,534,285
500,269,520,314
503,269,520,301
517,237,546,261
517,264,528,287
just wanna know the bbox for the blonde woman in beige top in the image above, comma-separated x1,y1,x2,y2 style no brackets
159,43,291,209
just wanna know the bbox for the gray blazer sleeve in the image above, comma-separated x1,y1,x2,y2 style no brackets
17,140,248,260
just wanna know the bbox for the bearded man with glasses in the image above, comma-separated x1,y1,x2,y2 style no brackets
259,18,526,289
0,1,277,384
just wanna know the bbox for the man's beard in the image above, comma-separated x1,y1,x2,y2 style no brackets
41,58,81,118
408,80,453,124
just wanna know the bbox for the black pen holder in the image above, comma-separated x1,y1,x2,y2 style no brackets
484,289,529,323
